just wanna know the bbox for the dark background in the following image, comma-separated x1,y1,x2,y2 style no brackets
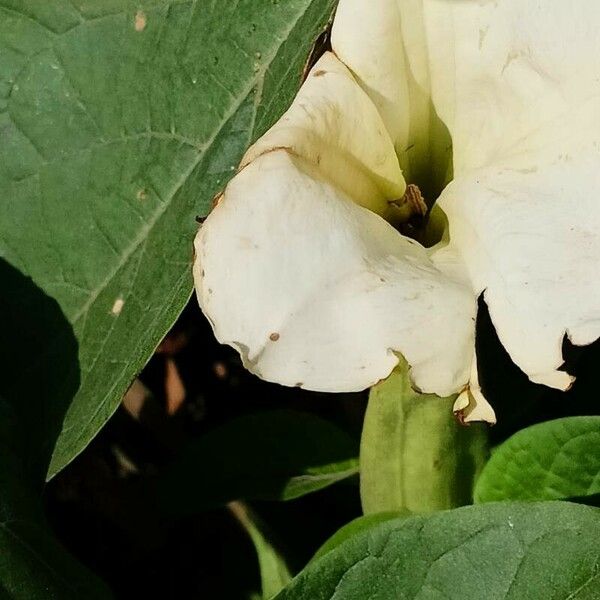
44,297,600,599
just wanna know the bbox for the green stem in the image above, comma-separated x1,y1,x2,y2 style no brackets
360,359,489,514
228,501,292,599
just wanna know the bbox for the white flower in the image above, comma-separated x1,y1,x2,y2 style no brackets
193,0,600,423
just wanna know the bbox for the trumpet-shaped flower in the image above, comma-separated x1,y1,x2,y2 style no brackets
193,0,600,423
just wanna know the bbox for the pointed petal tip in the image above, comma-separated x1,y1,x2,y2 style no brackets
453,388,497,426
528,369,576,392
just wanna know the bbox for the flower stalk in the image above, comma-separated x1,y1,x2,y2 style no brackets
360,358,488,515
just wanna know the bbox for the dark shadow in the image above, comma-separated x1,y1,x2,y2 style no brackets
567,492,600,508
476,295,600,443
154,409,359,516
0,258,80,486
409,98,453,206
45,299,364,597
475,295,547,442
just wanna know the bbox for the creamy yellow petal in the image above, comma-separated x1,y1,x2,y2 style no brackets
420,0,600,173
242,52,405,216
440,140,600,390
424,0,600,390
331,0,451,201
195,0,600,405
194,151,475,395
453,355,497,425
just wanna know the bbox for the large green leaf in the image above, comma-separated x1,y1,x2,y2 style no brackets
360,360,488,514
157,410,358,514
276,501,600,600
0,0,336,478
475,416,600,503
310,511,407,564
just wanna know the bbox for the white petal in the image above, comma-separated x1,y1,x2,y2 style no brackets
242,52,405,216
194,150,476,395
419,0,600,389
440,143,600,390
453,354,497,425
419,0,600,173
196,0,600,404
336,0,600,390
331,0,450,189
333,0,600,176
331,0,409,152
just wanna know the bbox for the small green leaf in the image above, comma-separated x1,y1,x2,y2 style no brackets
157,410,359,514
0,0,336,479
360,360,488,514
475,416,600,503
276,502,600,600
229,501,292,599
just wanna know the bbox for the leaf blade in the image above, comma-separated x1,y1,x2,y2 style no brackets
229,501,292,600
157,410,359,514
475,416,600,503
0,0,337,478
276,502,600,600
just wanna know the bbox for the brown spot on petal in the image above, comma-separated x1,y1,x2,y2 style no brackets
313,69,326,77
269,332,280,342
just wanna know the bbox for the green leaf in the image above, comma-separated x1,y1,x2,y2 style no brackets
0,0,336,479
360,360,488,514
157,410,359,514
229,501,292,599
474,416,600,503
310,511,408,564
276,501,600,600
